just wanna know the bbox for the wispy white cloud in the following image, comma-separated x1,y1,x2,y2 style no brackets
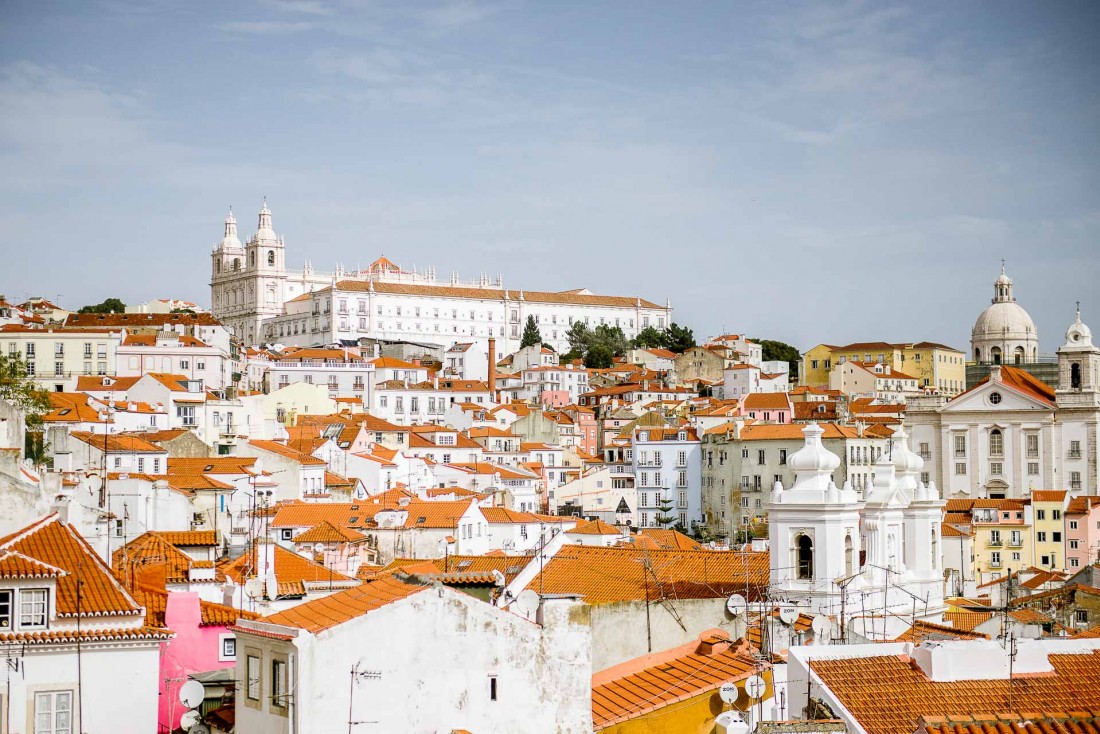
219,20,315,34
262,0,333,15
415,1,496,31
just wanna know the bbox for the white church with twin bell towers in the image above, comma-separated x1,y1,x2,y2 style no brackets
210,201,674,351
768,422,947,638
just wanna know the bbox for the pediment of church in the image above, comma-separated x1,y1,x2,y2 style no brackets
941,380,1053,414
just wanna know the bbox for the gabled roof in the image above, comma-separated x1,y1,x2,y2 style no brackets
952,365,1056,408
219,542,356,589
69,432,167,454
2,515,142,617
568,519,623,536
293,521,366,544
247,440,327,465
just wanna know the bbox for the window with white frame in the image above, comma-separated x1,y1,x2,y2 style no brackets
20,588,47,628
34,690,73,734
247,654,261,700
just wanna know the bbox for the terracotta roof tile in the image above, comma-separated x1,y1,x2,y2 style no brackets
293,521,367,544
259,574,426,633
247,439,328,465
525,546,769,605
219,542,355,590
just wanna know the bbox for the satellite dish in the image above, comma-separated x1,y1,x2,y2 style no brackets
190,725,211,734
744,674,766,699
491,569,506,587
778,605,799,625
244,578,263,600
811,615,833,637
265,577,279,601
514,589,540,617
179,679,205,709
718,681,740,704
725,594,747,618
179,711,200,730
715,710,747,734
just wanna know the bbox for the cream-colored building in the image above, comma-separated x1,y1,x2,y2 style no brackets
0,325,123,391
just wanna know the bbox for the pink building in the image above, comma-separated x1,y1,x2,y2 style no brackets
742,392,792,424
140,589,258,732
1066,495,1100,571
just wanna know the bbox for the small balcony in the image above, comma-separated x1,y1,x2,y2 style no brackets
988,560,1002,569
987,540,1003,548
1007,538,1023,548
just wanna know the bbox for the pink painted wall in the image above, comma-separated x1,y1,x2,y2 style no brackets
540,389,569,408
159,592,236,732
1067,503,1100,571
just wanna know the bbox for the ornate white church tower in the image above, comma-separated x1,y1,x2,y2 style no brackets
769,424,946,626
211,200,289,344
768,423,864,615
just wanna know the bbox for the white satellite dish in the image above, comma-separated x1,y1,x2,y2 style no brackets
778,604,799,625
179,679,205,709
744,674,766,699
514,589,540,617
491,569,506,587
265,577,279,601
244,578,263,600
179,710,200,731
718,681,740,704
715,710,748,734
811,615,832,637
725,594,747,618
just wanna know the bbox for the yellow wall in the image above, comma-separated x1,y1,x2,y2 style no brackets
598,673,773,734
973,522,1032,578
1032,500,1066,570
802,343,965,396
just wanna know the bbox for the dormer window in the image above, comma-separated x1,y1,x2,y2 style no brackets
20,588,47,629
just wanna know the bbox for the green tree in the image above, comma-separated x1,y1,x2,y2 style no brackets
565,322,592,355
78,297,126,314
584,344,614,369
631,326,667,349
592,324,628,357
0,354,51,467
662,323,696,353
520,315,542,348
752,338,801,379
654,494,677,528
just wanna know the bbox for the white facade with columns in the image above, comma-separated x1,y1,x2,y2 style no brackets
210,203,672,351
769,423,946,626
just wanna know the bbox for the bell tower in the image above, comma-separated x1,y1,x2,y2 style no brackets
1056,305,1100,409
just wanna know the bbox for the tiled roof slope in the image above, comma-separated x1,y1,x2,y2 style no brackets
811,649,1100,734
1,515,142,617
218,543,355,588
592,631,761,729
526,546,769,604
919,713,1100,734
261,574,426,633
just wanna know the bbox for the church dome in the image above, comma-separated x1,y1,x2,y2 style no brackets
215,208,243,251
970,264,1039,364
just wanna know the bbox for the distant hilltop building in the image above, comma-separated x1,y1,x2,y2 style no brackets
210,201,672,352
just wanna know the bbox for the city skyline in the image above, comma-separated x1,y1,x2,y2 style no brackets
2,1,1098,352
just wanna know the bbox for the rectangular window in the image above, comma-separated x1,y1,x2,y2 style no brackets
955,462,967,475
757,449,765,465
489,676,498,701
20,588,47,628
954,435,966,458
1037,531,1047,542
222,636,236,659
989,462,1003,476
779,449,787,465
247,654,261,700
1070,471,1082,490
1077,610,1089,624
0,589,10,629
272,659,288,708
1027,462,1039,475
1026,434,1039,458
1053,509,1062,520
989,431,1003,456
1070,440,1082,458
34,690,72,734
1037,509,1046,520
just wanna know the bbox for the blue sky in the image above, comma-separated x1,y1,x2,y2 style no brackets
2,1,1098,352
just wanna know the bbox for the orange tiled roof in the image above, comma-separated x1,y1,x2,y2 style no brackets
742,393,791,411
219,542,355,589
526,546,768,605
637,528,703,551
569,519,624,536
113,531,224,586
69,431,167,454
155,530,217,547
64,312,222,328
894,619,989,641
247,439,327,465
259,573,426,633
2,515,142,617
592,632,762,728
811,649,1100,734
403,499,473,529
1031,490,1068,503
919,713,1100,734
956,365,1056,407
942,611,994,632
332,279,665,309
293,521,366,544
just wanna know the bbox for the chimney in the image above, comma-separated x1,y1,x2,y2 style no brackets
487,337,498,401
990,364,1002,383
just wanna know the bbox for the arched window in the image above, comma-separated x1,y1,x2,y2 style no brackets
989,429,1003,457
268,250,275,266
1014,346,1024,365
991,347,1002,365
249,251,256,267
1072,362,1082,389
844,534,853,576
232,258,240,271
216,260,221,274
796,534,814,580
974,348,981,362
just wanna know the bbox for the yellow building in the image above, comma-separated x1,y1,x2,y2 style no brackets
1030,490,1070,571
971,499,1032,584
592,630,773,734
801,341,966,396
